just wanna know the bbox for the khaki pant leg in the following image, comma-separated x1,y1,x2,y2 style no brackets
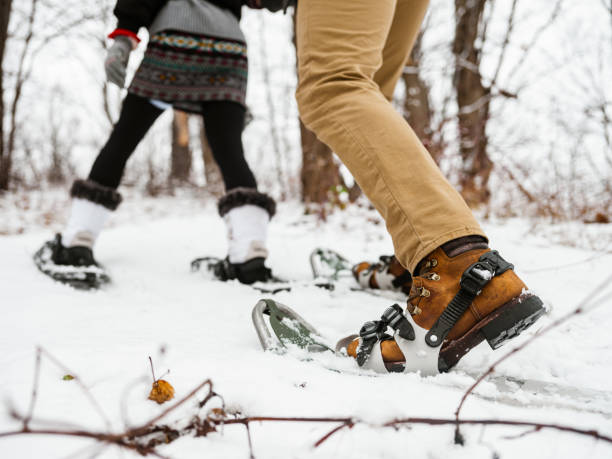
296,0,485,272
374,0,430,101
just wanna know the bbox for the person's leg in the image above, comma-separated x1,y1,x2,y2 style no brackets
200,101,275,284
296,0,544,371
296,0,485,273
200,101,257,191
88,93,164,188
63,94,164,248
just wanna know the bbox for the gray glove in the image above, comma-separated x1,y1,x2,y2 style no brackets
105,36,132,88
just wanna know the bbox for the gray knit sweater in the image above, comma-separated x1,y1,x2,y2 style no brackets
149,0,245,42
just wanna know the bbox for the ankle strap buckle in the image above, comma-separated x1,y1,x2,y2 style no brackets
460,251,514,296
461,261,495,295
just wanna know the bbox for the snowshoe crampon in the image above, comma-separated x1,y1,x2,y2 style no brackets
33,235,110,290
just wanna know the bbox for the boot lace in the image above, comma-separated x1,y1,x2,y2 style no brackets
407,257,440,304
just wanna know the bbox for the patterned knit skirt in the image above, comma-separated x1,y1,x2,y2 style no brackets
128,30,248,114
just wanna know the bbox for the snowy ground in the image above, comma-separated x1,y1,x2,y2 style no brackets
1,194,612,458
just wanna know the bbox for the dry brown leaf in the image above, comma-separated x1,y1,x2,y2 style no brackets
148,379,175,404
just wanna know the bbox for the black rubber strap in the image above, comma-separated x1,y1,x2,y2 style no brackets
425,251,513,347
356,304,415,367
381,304,415,340
356,320,386,366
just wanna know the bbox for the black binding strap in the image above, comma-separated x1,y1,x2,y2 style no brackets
381,304,415,341
425,251,513,348
356,304,414,367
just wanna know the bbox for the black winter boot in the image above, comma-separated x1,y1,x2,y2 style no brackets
212,257,273,285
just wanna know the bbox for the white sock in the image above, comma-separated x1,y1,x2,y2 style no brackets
62,198,112,248
224,205,270,263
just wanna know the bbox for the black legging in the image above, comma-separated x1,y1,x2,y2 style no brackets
88,93,257,190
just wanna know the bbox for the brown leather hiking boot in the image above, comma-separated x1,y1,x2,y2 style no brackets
346,237,545,372
352,255,412,293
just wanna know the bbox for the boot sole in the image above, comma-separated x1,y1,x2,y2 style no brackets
438,293,546,372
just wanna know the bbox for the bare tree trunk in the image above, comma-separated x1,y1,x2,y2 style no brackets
453,0,492,207
402,33,442,164
259,15,287,200
3,0,38,191
47,98,67,184
0,0,13,190
170,109,192,184
200,119,223,196
299,120,345,206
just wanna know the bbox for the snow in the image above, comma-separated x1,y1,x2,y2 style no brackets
472,267,493,281
1,196,612,458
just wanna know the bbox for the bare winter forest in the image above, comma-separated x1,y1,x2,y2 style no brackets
0,0,610,226
2,2,612,458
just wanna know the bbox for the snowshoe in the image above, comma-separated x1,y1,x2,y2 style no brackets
310,248,410,300
33,234,110,290
191,256,335,292
252,298,438,374
253,291,544,377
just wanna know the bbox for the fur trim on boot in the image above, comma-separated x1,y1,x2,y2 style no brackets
218,187,276,218
70,179,122,211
